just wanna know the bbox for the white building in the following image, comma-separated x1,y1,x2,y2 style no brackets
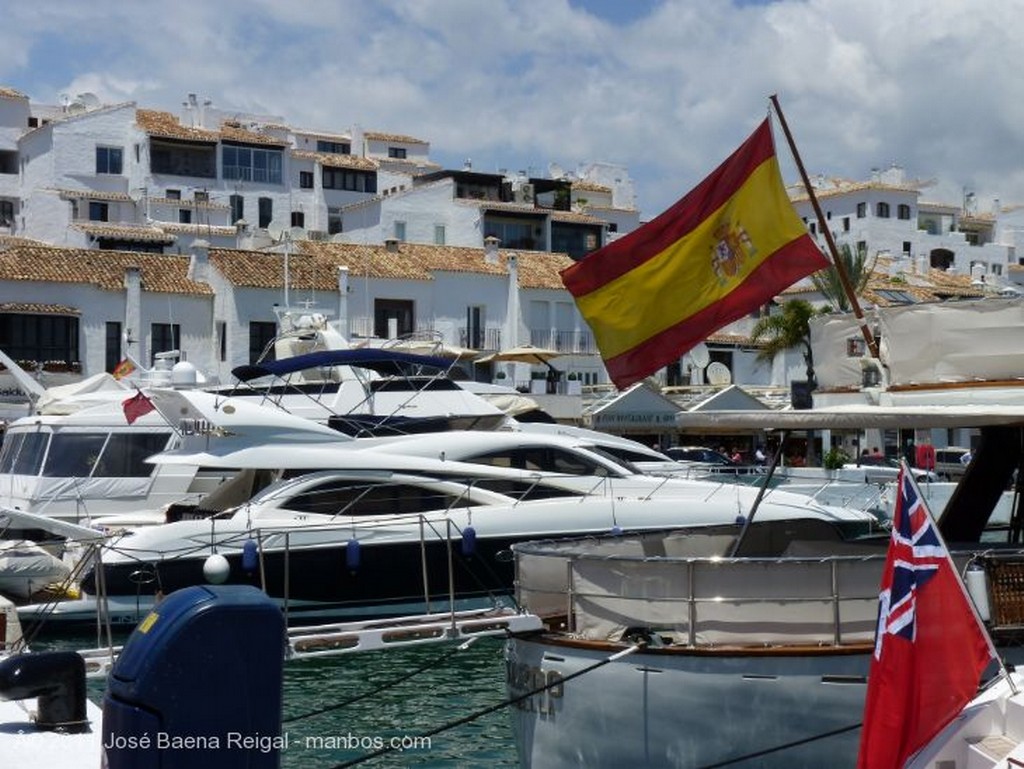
0,238,605,395
790,164,1019,288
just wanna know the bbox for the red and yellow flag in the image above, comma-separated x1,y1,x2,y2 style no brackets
112,358,136,380
560,118,828,390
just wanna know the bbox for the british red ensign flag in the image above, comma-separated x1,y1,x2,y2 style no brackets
856,466,993,768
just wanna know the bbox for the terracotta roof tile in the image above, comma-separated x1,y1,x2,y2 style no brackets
56,189,134,202
0,244,212,295
572,180,611,193
72,223,176,243
0,302,79,315
220,122,288,147
209,241,573,291
147,196,230,210
0,87,27,100
549,209,606,224
159,222,237,237
136,109,220,143
291,150,377,171
363,131,428,145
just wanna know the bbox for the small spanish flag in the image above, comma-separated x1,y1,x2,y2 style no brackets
561,118,828,390
112,358,136,380
122,390,155,425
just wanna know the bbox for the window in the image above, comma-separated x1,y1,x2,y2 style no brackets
96,146,123,175
902,241,912,255
846,338,866,357
105,321,122,373
0,199,13,227
876,202,890,218
89,201,109,221
464,447,609,477
842,216,850,232
466,306,483,349
249,321,277,364
0,432,48,476
166,189,181,200
856,202,867,218
0,312,80,366
291,211,305,228
484,219,535,250
179,209,192,224
193,191,209,204
258,197,273,228
857,240,867,254
150,139,216,178
286,480,475,517
299,171,314,189
221,144,283,184
388,147,407,159
321,168,377,193
328,207,343,234
217,321,227,362
434,224,446,245
229,194,244,225
316,140,350,154
809,221,817,234
93,433,171,477
876,289,914,304
374,299,414,339
42,432,170,478
394,221,406,241
897,204,911,220
151,323,180,364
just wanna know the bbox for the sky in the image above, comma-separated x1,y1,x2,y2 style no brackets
1,0,1022,220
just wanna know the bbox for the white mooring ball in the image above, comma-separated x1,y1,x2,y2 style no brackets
203,553,231,584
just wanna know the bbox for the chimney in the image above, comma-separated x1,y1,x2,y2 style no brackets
484,236,500,265
384,238,400,253
188,239,210,282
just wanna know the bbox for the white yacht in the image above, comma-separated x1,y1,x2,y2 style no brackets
14,393,881,627
504,407,1024,769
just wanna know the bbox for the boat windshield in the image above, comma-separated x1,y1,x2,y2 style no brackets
0,431,49,476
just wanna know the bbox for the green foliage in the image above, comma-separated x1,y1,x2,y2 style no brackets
823,447,851,470
810,242,877,312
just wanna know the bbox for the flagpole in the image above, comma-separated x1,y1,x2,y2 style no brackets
901,461,1018,693
768,94,879,359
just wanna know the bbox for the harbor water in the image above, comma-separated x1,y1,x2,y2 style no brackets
66,633,519,767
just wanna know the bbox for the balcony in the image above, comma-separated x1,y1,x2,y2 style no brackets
528,329,596,355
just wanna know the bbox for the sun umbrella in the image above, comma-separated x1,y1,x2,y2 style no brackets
476,345,564,372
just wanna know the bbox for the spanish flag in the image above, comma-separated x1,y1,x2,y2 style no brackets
112,358,135,380
561,118,828,390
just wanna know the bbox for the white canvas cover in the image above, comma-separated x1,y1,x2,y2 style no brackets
0,540,71,599
810,298,1024,390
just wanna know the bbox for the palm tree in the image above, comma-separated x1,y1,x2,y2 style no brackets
810,242,876,312
750,298,824,465
750,299,820,388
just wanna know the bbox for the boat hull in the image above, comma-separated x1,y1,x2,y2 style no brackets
506,634,871,769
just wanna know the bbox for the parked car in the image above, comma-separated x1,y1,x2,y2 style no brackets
843,454,939,483
934,446,971,480
664,446,737,466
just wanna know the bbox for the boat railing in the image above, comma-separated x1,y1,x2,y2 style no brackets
514,533,885,649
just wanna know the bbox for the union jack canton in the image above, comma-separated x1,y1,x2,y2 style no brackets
873,474,947,658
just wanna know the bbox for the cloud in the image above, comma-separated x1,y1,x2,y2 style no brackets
0,0,1021,217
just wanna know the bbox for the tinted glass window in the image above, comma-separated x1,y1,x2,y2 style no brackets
286,480,480,516
96,432,172,477
470,478,581,501
466,447,609,477
0,432,50,475
43,433,108,477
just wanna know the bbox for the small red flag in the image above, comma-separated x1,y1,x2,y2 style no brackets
856,467,993,768
122,391,155,425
